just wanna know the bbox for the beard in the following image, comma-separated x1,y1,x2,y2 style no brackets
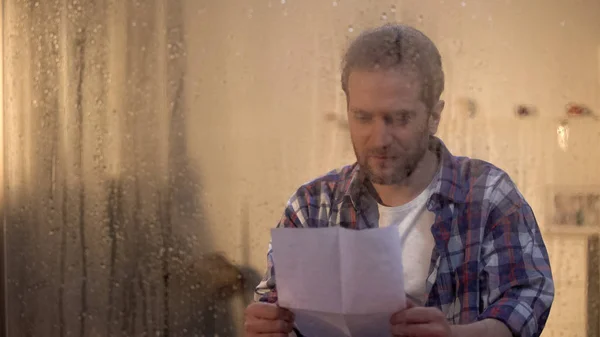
355,134,430,186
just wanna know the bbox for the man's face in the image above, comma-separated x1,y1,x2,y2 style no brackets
346,67,442,185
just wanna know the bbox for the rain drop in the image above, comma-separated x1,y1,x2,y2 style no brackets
281,0,286,4
390,5,397,13
332,1,338,6
381,12,388,21
461,1,466,7
348,25,354,33
560,21,566,27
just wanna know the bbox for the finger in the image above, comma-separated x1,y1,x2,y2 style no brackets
391,322,448,337
244,318,294,334
246,303,279,320
277,307,295,323
389,298,418,324
246,303,294,322
390,307,445,325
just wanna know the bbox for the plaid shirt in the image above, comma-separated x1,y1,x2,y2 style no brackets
255,137,554,337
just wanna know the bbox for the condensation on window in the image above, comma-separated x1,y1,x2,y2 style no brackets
2,0,599,336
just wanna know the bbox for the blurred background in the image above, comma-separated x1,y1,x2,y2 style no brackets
2,0,600,336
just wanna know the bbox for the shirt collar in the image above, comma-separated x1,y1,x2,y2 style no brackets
341,137,468,209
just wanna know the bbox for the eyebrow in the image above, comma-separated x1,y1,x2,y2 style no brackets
390,109,415,116
350,109,415,116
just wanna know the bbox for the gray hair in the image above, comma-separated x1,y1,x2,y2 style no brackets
341,24,445,109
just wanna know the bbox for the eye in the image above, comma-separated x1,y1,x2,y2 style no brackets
393,112,412,125
353,111,372,122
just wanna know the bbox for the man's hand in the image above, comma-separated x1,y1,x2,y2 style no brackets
390,300,452,337
390,300,513,337
244,302,295,336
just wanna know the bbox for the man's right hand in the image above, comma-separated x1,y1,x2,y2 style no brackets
244,302,295,336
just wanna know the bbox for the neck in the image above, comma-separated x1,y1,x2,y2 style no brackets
371,149,439,207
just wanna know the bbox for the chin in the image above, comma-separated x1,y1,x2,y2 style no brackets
370,165,411,184
368,172,398,185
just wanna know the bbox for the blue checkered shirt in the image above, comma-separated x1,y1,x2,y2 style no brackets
255,137,554,337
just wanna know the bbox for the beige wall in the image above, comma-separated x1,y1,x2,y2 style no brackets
184,0,600,335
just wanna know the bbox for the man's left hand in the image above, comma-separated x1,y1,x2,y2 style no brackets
390,301,452,337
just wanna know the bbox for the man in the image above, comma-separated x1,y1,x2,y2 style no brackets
244,24,554,337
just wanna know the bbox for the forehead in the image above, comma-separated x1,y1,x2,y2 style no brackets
346,68,424,111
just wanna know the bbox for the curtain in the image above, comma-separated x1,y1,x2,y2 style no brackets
4,0,242,336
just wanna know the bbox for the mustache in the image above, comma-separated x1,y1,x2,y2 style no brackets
367,148,397,157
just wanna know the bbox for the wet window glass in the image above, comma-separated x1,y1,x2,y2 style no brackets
2,1,599,336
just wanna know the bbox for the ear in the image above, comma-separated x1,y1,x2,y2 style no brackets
428,100,444,135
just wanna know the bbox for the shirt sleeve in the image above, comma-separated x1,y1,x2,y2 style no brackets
254,189,309,303
477,201,554,337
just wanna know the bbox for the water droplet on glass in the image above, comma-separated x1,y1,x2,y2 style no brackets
560,21,566,27
281,0,286,4
418,14,424,23
348,25,354,32
332,1,338,6
461,1,466,7
380,12,388,21
391,5,397,13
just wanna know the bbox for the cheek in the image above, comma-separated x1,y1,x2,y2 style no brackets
349,126,368,145
350,135,367,154
392,129,427,151
392,129,416,144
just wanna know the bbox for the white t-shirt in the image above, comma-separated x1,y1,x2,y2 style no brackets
377,178,437,305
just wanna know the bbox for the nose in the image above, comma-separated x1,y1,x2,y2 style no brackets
370,117,393,148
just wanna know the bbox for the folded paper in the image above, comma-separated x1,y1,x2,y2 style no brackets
271,226,406,337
